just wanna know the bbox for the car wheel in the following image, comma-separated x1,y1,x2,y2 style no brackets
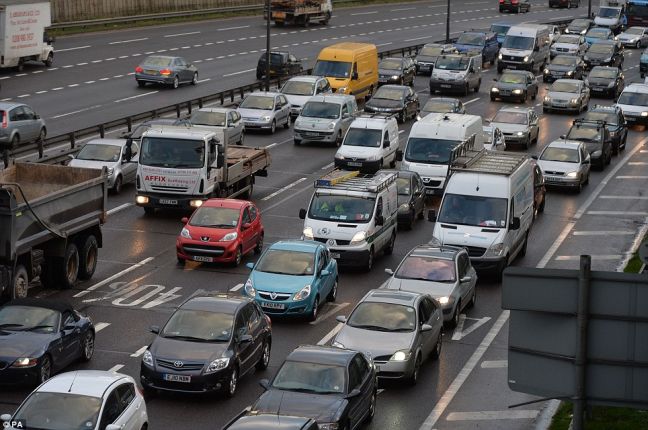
38,127,46,144
191,72,198,85
172,75,179,89
365,391,377,423
606,150,612,165
584,172,590,185
284,115,291,129
254,234,264,254
407,209,415,230
256,341,271,370
431,330,443,360
269,120,276,134
408,353,422,385
448,302,461,328
327,279,338,302
9,265,29,299
226,367,238,398
468,288,477,309
308,295,320,322
80,330,95,362
474,79,481,93
365,247,374,272
519,233,528,258
232,246,242,267
335,130,343,147
294,138,301,146
384,232,396,255
39,355,52,384
637,40,642,49
10,134,19,150
464,83,469,96
238,130,245,145
78,235,98,280
112,175,123,194
525,135,531,150
531,89,537,100
137,80,146,88
538,194,545,213
44,52,54,67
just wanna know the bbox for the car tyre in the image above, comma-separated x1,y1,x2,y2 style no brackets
39,354,51,384
137,80,146,88
519,233,528,258
80,330,95,362
78,235,98,280
335,130,343,147
408,353,422,385
256,341,271,370
232,246,243,267
9,265,29,299
431,330,443,360
225,367,238,398
44,52,54,67
448,302,461,328
254,234,264,254
112,175,123,194
284,115,291,129
327,279,338,302
538,195,546,213
308,295,319,322
10,134,19,150
398,110,406,123
365,391,377,423
269,120,276,134
172,75,179,89
191,72,198,85
365,247,374,272
143,207,155,216
384,232,396,255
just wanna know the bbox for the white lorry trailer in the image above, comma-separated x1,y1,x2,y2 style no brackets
0,1,54,70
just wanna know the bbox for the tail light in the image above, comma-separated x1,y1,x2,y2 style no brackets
499,0,504,3
1,111,6,129
135,66,143,73
512,0,518,3
160,69,172,76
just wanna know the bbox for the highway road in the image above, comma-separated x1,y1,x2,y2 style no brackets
3,2,648,430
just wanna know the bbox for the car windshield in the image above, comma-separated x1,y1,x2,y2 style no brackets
493,111,528,124
420,46,444,56
502,35,534,50
556,35,580,44
309,194,375,223
540,146,580,163
190,111,226,127
552,56,578,66
588,68,617,78
598,7,620,18
457,33,484,46
313,60,352,78
343,128,382,147
584,111,618,124
162,309,233,342
0,305,59,332
373,88,405,101
380,59,402,70
347,302,416,332
273,361,346,394
255,249,315,276
396,256,456,282
423,99,455,113
588,44,613,54
617,91,648,106
396,177,411,195
405,137,460,165
140,137,204,168
490,24,511,36
435,56,470,71
567,127,601,142
499,73,526,84
240,95,274,110
282,80,316,96
13,392,102,430
189,207,239,228
587,28,609,38
76,144,121,162
300,101,340,119
438,193,508,228
142,56,173,67
569,20,589,30
625,27,645,35
550,82,579,93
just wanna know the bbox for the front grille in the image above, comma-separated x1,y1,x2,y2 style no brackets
156,358,204,371
258,291,292,301
556,47,569,52
373,355,392,362
297,129,333,137
544,170,564,176
314,237,351,246
182,245,225,256
503,55,522,62
151,185,189,192
422,178,442,187
447,244,487,257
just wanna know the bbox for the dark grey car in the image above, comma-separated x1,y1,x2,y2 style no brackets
382,169,426,229
490,70,539,103
542,55,586,83
135,55,198,89
364,85,419,123
0,102,47,149
417,97,465,120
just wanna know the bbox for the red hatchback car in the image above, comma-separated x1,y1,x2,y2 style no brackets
176,199,264,266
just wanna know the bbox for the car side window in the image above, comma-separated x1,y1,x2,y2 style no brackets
116,383,136,410
99,390,124,430
376,197,383,217
249,205,258,222
280,95,288,105
246,303,261,327
423,297,438,318
9,107,23,122
234,310,248,339
61,311,75,329
341,104,348,116
318,250,326,273
22,106,36,119
241,208,251,224
580,146,588,161
460,253,471,277
354,354,370,382
418,301,432,325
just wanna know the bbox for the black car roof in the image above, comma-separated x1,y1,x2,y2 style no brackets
180,293,250,313
227,414,313,430
287,345,355,367
4,298,73,314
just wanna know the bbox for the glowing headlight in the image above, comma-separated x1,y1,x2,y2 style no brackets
608,82,615,88
491,87,500,92
512,89,522,94
523,56,530,63
262,115,271,121
337,86,348,94
293,284,311,301
320,424,339,430
438,296,450,305
205,357,230,374
136,195,149,204
544,68,550,74
641,112,648,117
390,350,411,361
399,203,410,210
581,30,587,35
350,231,367,244
303,226,314,239
220,232,238,242
516,131,525,136
571,98,579,104
180,227,192,239
544,96,551,102
566,71,574,76
498,53,503,60
190,199,203,208
11,357,38,368
142,350,153,367
244,278,256,297
566,171,579,178
332,341,345,348
392,75,400,79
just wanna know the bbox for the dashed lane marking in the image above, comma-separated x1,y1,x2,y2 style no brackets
164,31,200,38
261,177,308,201
446,410,539,421
109,38,149,45
108,364,124,372
222,68,256,77
56,45,91,52
94,322,111,332
130,346,148,358
114,91,159,103
480,360,508,369
309,303,350,326
74,257,155,297
230,283,244,292
317,323,343,345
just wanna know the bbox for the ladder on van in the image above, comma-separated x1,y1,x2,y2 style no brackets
450,147,529,177
316,169,397,193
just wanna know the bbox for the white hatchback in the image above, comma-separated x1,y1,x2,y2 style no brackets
1,371,148,430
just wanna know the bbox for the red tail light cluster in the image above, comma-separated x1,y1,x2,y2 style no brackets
160,69,172,76
135,66,143,73
1,111,7,129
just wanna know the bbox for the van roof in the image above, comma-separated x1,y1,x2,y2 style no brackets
418,112,481,127
349,116,395,130
507,23,548,35
452,150,529,177
319,43,377,59
315,169,396,194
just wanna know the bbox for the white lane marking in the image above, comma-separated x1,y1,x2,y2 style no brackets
113,74,124,78
109,37,148,45
537,137,648,268
91,60,103,63
108,364,124,372
600,195,648,200
76,62,88,66
446,410,539,421
451,316,491,341
164,31,200,37
51,105,102,119
587,211,648,216
480,360,508,369
317,323,343,345
114,91,159,103
107,203,134,216
222,68,256,77
74,257,155,297
376,42,393,47
85,80,96,84
51,87,63,91
56,45,91,52
219,25,250,31
68,83,79,87
262,177,308,201
391,7,416,11
321,162,335,170
266,138,293,149
310,303,350,326
99,77,110,81
556,255,622,261
230,283,244,292
15,73,27,76
405,35,436,42
0,77,10,80
105,57,116,61
418,310,510,430
0,98,11,102
573,230,635,236
464,98,480,105
628,161,648,165
17,94,30,98
351,11,378,15
616,175,648,179
94,322,111,332
130,346,148,357
197,78,211,83
35,90,48,94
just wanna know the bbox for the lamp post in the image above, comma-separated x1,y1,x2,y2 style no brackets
446,0,450,43
265,0,271,91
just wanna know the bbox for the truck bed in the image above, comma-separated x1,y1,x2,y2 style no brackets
225,146,271,187
271,0,327,6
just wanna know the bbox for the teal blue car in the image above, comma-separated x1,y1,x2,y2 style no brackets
243,240,338,321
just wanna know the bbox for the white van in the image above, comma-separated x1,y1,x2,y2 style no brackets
429,53,483,96
429,150,534,279
498,24,551,73
299,169,398,271
334,114,400,172
398,113,485,196
594,6,624,33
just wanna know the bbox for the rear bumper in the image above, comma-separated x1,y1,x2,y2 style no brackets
135,73,174,84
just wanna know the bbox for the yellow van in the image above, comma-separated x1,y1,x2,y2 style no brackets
313,42,378,101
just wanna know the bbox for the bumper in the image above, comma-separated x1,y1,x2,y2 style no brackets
0,366,39,386
491,91,525,101
328,247,371,267
290,107,302,118
365,107,401,116
334,158,382,172
252,296,314,317
543,102,581,112
176,238,240,264
502,133,528,144
243,119,274,129
374,358,415,380
416,63,434,74
498,61,532,71
397,209,414,225
589,86,616,97
623,114,648,125
135,73,174,84
294,128,337,143
140,364,229,393
640,63,648,74
430,80,467,93
379,76,403,85
499,5,521,11
471,255,507,273
136,193,204,210
544,176,581,188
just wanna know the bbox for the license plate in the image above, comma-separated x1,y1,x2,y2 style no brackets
159,199,178,205
553,103,566,107
330,252,341,259
261,302,286,310
144,69,157,75
347,162,363,167
193,256,213,263
440,84,451,88
304,132,318,137
164,374,191,383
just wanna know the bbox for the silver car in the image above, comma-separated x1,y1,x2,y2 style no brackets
280,76,331,119
490,106,539,149
0,102,47,149
550,34,587,58
188,108,245,145
135,55,198,89
237,92,291,134
617,26,648,49
294,94,358,146
69,139,139,194
383,245,477,327
332,289,443,385
535,139,591,193
543,79,590,114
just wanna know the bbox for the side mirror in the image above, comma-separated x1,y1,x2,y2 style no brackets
275,105,281,111
242,222,252,230
384,268,394,275
583,158,590,165
228,122,235,128
428,209,437,223
246,262,255,270
460,276,472,283
299,208,307,219
509,216,521,231
63,324,76,331
375,214,384,226
396,150,403,161
531,155,538,160
493,78,498,82
342,113,351,119
560,134,566,139
352,72,359,80
534,45,540,52
468,67,475,73
181,217,189,224
420,323,433,332
150,325,160,334
68,154,75,161
321,269,330,276
47,36,55,44
239,334,253,343
336,315,348,324
259,379,270,390
347,388,362,398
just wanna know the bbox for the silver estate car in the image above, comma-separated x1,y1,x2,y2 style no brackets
189,108,245,145
135,55,198,89
535,139,591,193
237,92,291,134
280,75,331,119
543,79,590,114
69,139,139,194
293,94,358,146
490,106,539,149
0,102,47,149
384,245,477,327
332,289,443,385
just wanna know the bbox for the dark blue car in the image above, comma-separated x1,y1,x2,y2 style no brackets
454,31,500,65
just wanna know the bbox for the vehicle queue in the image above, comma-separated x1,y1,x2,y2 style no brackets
2,8,648,430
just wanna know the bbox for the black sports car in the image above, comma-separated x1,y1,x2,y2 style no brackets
364,85,419,123
0,299,95,386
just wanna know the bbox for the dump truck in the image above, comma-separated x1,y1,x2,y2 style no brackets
134,125,271,214
269,0,332,27
0,1,55,70
0,163,107,299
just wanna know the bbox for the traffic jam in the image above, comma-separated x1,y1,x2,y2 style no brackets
1,0,648,429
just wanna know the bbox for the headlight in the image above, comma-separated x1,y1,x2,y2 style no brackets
544,96,551,102
544,68,550,74
328,122,336,129
350,231,367,244
294,118,302,127
244,278,256,297
293,284,311,301
332,341,345,348
566,171,579,178
190,199,203,208
107,168,114,176
392,75,400,79
491,87,500,92
205,357,230,374
523,56,529,63
516,131,525,136
390,350,411,361
416,114,422,121
512,89,522,94
11,357,38,368
581,30,587,35
335,154,345,160
571,98,579,104
262,115,271,121
484,242,505,257
337,86,348,94
220,232,238,242
303,226,314,239
565,28,570,33
604,58,612,62
320,424,339,430
592,150,602,157
438,296,450,305
136,195,149,204
608,82,615,88
180,227,192,239
399,203,410,210
641,112,648,117
566,71,574,76
142,350,153,367
498,53,503,60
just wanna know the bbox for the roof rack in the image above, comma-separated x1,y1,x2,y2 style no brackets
357,113,396,120
450,141,528,176
315,169,397,193
572,118,607,128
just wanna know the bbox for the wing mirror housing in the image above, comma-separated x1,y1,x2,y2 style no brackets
242,222,252,230
239,334,253,344
384,268,394,275
181,217,189,224
460,276,472,283
299,208,307,219
346,388,362,398
509,216,521,231
150,325,160,334
259,379,270,390
321,269,330,276
246,262,255,270
336,315,348,324
420,323,433,332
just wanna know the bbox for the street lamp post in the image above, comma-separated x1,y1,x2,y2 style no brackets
446,0,450,43
265,0,271,91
